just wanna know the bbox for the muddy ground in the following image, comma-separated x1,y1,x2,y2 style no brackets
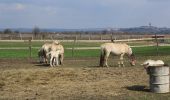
0,58,169,100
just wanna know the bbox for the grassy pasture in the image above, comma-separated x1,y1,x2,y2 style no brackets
0,41,170,58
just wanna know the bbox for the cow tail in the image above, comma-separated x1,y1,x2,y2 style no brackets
59,54,61,65
42,49,47,63
100,48,104,67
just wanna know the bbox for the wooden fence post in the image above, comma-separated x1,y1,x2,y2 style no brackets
28,39,32,59
10,36,12,40
51,35,53,40
72,39,76,58
19,32,22,40
100,34,102,40
62,35,64,40
89,33,91,40
155,33,159,56
32,35,34,40
75,35,78,41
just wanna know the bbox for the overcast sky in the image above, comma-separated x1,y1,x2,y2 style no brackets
0,0,170,29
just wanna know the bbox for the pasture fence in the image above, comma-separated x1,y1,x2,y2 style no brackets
1,33,166,40
28,39,32,59
0,37,170,59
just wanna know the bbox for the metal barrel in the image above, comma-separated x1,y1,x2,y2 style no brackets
149,66,169,93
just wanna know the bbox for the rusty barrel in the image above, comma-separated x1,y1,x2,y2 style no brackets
148,66,169,93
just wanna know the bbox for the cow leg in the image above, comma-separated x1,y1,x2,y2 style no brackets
104,52,110,67
53,57,58,67
45,58,48,64
50,57,54,67
59,53,64,65
56,57,59,66
119,54,125,67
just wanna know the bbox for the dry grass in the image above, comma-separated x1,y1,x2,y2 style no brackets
0,67,148,100
0,57,170,100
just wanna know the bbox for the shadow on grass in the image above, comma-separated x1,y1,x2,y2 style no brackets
125,85,150,92
87,65,101,68
87,64,119,68
31,61,50,67
35,64,50,67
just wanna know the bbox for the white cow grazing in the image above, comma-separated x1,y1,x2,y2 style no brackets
46,50,61,67
100,43,136,67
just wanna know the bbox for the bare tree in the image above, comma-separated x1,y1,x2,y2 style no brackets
32,26,40,37
4,28,12,34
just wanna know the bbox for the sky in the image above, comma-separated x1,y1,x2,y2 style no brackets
0,0,170,29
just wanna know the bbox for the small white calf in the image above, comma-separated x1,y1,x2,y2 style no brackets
46,50,61,67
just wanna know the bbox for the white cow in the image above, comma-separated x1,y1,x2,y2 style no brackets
38,40,64,65
38,43,52,63
100,43,136,67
